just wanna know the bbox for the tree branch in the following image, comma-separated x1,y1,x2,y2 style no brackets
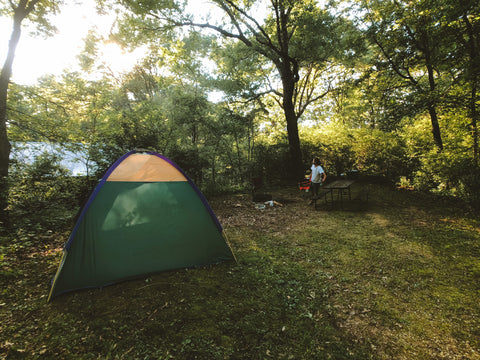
371,33,418,86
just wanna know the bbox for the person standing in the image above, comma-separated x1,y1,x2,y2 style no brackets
310,158,326,198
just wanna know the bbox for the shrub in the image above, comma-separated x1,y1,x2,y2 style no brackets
251,142,291,185
456,165,480,208
8,152,88,231
300,123,356,177
351,128,410,181
301,124,411,181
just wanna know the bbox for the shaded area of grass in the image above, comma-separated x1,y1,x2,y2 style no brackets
1,183,479,359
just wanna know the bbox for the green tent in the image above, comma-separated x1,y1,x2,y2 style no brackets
48,150,235,301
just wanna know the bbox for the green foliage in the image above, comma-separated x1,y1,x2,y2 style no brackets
300,123,411,181
8,152,87,230
282,0,339,62
0,0,62,36
398,112,480,205
408,150,480,206
211,40,266,99
169,146,209,183
251,142,290,185
352,128,410,179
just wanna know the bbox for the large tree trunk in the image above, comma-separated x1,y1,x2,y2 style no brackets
278,58,303,180
0,16,23,222
427,105,443,151
425,61,443,151
283,84,303,180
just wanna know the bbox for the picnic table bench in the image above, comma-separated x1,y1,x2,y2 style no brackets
312,188,334,210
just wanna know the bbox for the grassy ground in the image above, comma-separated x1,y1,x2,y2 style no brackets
1,182,479,359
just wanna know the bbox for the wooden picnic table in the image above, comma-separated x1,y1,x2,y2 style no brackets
314,179,356,209
324,179,356,207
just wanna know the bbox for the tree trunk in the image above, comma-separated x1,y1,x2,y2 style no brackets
427,105,443,151
425,60,443,151
470,80,479,165
281,73,303,180
0,14,23,221
463,12,479,165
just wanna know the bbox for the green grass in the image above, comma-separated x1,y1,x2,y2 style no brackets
1,183,479,359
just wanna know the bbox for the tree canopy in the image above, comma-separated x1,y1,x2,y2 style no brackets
113,0,363,178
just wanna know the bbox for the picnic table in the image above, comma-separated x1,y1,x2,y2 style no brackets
313,179,356,209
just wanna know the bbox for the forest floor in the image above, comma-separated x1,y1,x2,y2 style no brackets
1,181,480,359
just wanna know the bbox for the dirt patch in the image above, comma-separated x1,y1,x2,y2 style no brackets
211,188,314,233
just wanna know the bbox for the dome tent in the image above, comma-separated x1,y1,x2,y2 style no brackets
48,150,235,301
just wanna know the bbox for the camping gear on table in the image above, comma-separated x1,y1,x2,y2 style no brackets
48,150,235,301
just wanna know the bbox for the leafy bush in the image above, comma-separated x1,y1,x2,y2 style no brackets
300,123,356,177
457,166,480,208
250,142,291,185
351,128,411,180
410,149,480,205
8,152,88,231
301,124,411,181
398,114,480,204
168,147,210,186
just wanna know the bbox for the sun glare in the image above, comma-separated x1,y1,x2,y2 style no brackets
0,0,137,84
98,42,133,72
